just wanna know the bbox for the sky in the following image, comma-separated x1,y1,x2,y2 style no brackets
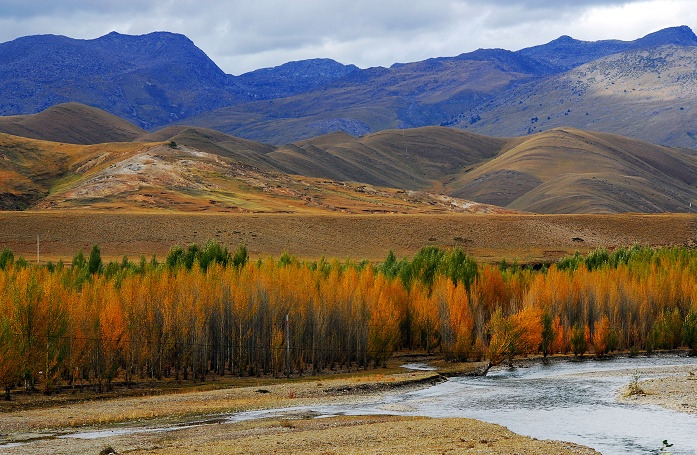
1,1,696,75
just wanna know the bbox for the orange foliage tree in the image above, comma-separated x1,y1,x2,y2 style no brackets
2,244,697,389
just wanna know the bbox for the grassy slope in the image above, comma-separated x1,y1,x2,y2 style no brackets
270,126,505,190
0,102,146,144
447,127,697,213
0,131,505,214
135,125,281,170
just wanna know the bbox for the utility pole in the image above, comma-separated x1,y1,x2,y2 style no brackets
36,234,40,265
285,314,290,378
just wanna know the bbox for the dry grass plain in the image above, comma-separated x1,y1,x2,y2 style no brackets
1,211,695,264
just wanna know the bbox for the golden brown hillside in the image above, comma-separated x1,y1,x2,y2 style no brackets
269,126,697,214
0,132,507,214
270,126,505,189
3,103,697,214
0,102,146,144
448,127,697,213
0,133,151,209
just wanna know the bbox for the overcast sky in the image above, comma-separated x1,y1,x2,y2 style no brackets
1,1,696,75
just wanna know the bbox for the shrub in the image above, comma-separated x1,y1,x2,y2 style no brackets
0,248,13,270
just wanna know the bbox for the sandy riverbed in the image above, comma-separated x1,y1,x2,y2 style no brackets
620,364,697,416
4,355,696,455
14,352,697,455
0,361,604,455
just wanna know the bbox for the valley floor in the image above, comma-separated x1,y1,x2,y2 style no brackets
1,211,695,264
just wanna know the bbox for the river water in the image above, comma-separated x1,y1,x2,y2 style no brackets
4,355,697,454
223,355,697,455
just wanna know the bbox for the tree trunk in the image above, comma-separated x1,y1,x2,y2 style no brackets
4,386,10,401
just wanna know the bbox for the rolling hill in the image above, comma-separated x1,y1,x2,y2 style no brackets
272,126,697,214
0,130,509,215
0,102,146,144
446,128,697,213
2,104,697,214
269,127,505,189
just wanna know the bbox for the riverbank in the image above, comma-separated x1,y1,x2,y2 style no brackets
0,355,603,455
621,363,697,416
4,352,696,454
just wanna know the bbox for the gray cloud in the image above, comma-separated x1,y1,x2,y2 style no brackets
0,0,694,74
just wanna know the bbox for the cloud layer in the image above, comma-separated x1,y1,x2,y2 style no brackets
1,0,696,74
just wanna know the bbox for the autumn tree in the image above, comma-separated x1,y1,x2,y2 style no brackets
540,311,555,357
682,310,697,355
486,306,540,372
0,314,19,399
592,315,617,356
570,323,589,356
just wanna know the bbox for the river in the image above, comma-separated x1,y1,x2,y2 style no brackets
224,355,697,455
4,354,697,454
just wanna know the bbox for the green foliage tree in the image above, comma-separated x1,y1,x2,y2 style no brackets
570,324,588,356
556,251,583,271
200,240,229,271
232,244,248,269
166,245,185,269
585,248,610,271
682,310,697,356
183,244,201,270
442,248,478,292
378,250,399,278
88,245,103,275
72,250,87,270
279,251,294,267
410,246,444,290
0,247,14,270
540,311,555,357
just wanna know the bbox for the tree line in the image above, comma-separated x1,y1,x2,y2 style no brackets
1,242,696,399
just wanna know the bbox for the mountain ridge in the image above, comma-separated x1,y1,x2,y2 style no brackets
2,26,697,146
455,44,697,148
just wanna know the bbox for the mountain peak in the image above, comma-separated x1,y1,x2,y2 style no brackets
235,58,360,98
552,35,577,43
97,30,193,42
635,25,697,47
